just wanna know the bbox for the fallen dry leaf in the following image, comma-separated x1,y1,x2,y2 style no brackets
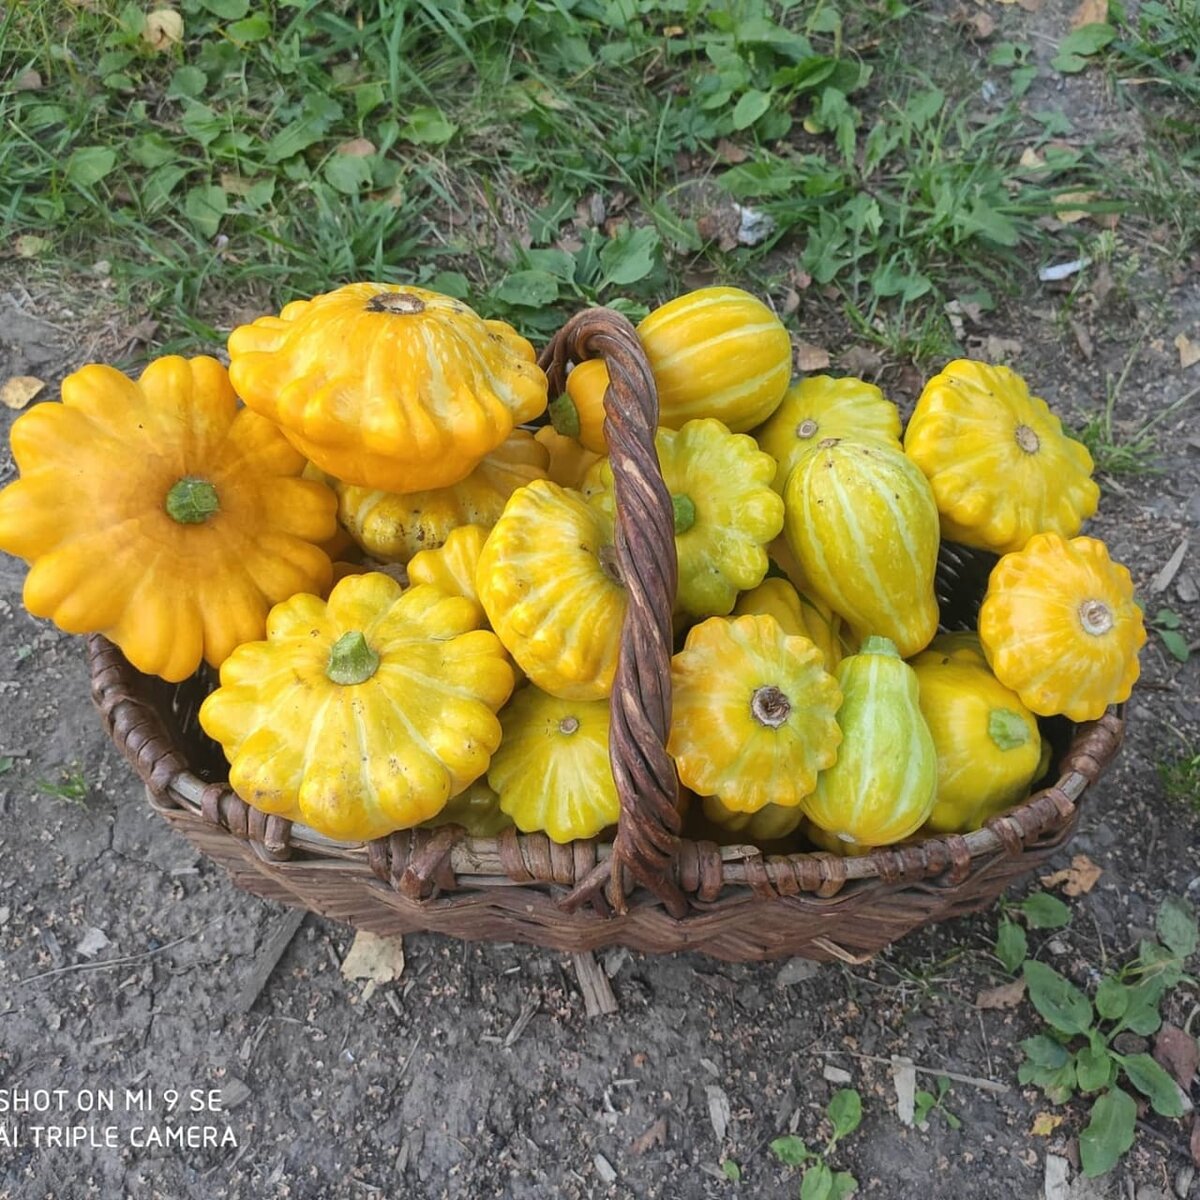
14,235,50,259
1070,318,1094,362
705,1084,731,1142
716,138,749,165
840,345,884,378
1019,146,1045,170
339,931,405,984
629,1115,668,1156
1054,191,1098,224
1175,332,1200,370
976,978,1026,1009
1040,853,1102,896
144,9,183,50
969,10,997,37
14,68,42,92
1,375,46,410
972,334,1023,363
794,340,831,372
336,138,376,157
1091,261,1115,307
1030,1111,1064,1137
1192,1115,1200,1168
892,1056,917,1126
781,287,801,317
1154,1024,1200,1091
1071,0,1108,28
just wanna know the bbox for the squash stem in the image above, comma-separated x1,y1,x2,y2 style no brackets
1078,599,1114,636
988,708,1030,751
165,477,219,524
751,685,791,728
672,494,697,534
558,716,580,735
859,635,899,658
367,292,425,315
326,631,380,685
548,394,582,439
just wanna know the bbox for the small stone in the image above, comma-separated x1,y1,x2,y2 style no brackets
776,958,821,987
1175,1165,1195,1199
222,1077,251,1110
823,1066,853,1085
594,1153,617,1184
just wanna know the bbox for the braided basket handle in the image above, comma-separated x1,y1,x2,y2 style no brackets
538,309,687,918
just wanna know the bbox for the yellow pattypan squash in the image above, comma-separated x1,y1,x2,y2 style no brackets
904,359,1099,554
534,426,602,490
422,780,514,837
588,418,784,618
407,523,488,609
803,637,938,847
477,480,626,701
911,630,988,668
701,794,806,842
668,614,843,812
978,532,1146,721
803,820,877,857
488,686,620,842
733,577,848,676
756,375,902,495
784,438,940,657
0,356,336,682
199,572,514,841
912,656,1042,834
228,283,548,493
335,430,548,565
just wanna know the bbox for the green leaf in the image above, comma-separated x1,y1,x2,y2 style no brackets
1115,1054,1185,1117
355,82,386,120
1051,52,1090,74
0,756,14,774
1059,23,1117,56
912,1091,935,1126
1019,1059,1077,1104
324,154,373,195
1075,1044,1116,1092
1024,961,1093,1035
184,183,228,238
1020,893,1072,929
142,164,188,213
722,1159,741,1183
425,270,471,299
769,1135,810,1166
129,133,177,169
1156,897,1198,959
1011,66,1038,98
1079,1088,1136,1177
65,146,117,188
831,1171,858,1198
828,1089,862,1139
1094,977,1130,1021
801,1162,834,1200
904,87,945,129
228,13,271,40
1158,629,1190,662
1154,608,1182,628
732,88,773,130
1021,1035,1070,1069
168,66,207,99
960,199,1020,247
599,225,660,287
200,0,250,16
494,270,560,308
997,919,1028,972
1117,977,1166,1036
401,106,457,145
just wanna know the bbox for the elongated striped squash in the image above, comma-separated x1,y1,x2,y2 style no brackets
802,636,937,847
782,438,939,657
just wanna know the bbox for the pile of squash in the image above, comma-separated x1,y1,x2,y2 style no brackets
0,283,1146,854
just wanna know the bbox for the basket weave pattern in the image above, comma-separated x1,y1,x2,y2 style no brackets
86,309,1124,963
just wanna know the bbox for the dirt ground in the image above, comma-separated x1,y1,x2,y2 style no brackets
1,11,1199,1196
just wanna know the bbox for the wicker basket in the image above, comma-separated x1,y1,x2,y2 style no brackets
86,308,1125,964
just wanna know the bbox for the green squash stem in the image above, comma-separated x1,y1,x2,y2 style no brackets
165,477,219,525
326,631,380,685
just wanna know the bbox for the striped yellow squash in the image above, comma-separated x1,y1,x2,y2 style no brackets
755,374,902,496
802,636,937,847
637,287,792,432
783,438,940,657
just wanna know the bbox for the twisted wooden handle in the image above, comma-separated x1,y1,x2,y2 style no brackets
537,309,686,917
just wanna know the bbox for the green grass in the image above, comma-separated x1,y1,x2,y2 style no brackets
1,0,1108,350
1158,748,1200,811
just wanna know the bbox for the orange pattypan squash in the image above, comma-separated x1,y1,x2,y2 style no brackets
978,533,1145,721
227,283,548,493
0,356,336,682
199,572,514,841
549,358,610,453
